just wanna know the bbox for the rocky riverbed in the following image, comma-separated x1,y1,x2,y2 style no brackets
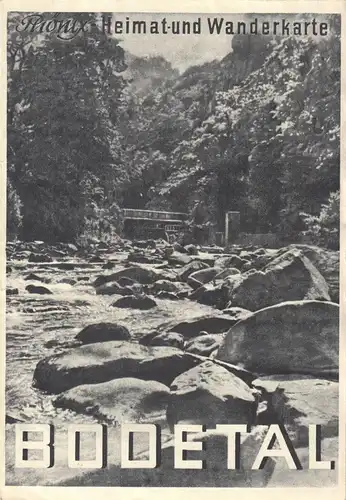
5,238,340,487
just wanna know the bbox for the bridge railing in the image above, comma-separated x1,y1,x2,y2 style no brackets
123,208,188,221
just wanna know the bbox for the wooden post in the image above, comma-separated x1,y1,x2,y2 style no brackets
225,212,230,247
225,211,240,247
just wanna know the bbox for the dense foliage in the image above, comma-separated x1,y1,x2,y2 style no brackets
301,191,340,250
7,13,127,242
141,33,340,240
7,179,23,239
7,14,340,247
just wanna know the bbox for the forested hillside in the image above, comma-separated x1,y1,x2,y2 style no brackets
7,13,340,247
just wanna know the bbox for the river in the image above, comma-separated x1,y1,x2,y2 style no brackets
6,251,218,426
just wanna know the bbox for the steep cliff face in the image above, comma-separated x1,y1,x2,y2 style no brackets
142,33,340,234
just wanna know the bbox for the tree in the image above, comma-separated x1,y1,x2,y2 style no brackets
7,179,23,240
7,12,127,241
301,191,340,250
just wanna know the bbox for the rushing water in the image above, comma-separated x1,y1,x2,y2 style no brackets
6,254,217,426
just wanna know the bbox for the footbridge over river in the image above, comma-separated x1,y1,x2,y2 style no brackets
122,208,188,240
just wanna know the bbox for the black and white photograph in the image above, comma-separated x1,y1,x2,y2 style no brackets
3,9,343,490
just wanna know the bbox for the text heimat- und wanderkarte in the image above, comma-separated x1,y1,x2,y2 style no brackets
101,16,330,36
15,423,336,470
15,14,331,39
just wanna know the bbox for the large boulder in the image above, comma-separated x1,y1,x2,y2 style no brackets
184,334,223,356
24,273,48,283
75,323,131,344
185,244,199,255
167,314,236,338
149,332,185,349
33,341,202,393
133,239,156,249
96,282,142,296
214,254,248,270
156,291,180,301
93,266,161,287
58,278,77,285
138,331,161,346
210,359,256,385
284,244,339,303
54,378,170,423
188,283,227,308
167,360,257,428
117,276,136,287
227,249,330,311
177,260,210,282
28,253,53,263
111,295,157,310
215,268,240,279
238,248,278,270
187,267,222,289
102,261,115,270
149,280,180,294
216,300,339,377
25,284,53,295
222,306,252,322
167,253,193,266
252,375,338,447
127,252,162,264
